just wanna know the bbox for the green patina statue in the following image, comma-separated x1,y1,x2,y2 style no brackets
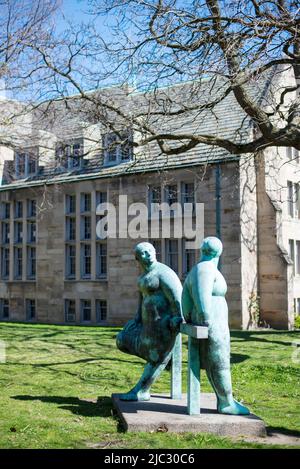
116,242,183,401
182,236,250,415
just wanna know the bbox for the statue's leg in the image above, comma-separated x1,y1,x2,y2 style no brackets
207,361,250,416
119,353,172,401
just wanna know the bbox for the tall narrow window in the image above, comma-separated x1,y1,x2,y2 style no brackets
182,183,195,205
2,222,10,244
66,217,76,241
65,299,76,322
183,240,196,276
15,153,26,177
165,185,178,205
26,299,36,320
27,221,36,243
27,200,36,218
82,216,91,240
28,155,37,174
66,195,76,214
27,246,36,279
14,222,23,243
96,299,107,323
14,201,23,219
14,247,22,279
81,193,91,212
80,299,91,322
1,247,9,279
296,241,300,276
81,244,91,278
96,243,107,278
289,239,295,275
66,245,76,279
2,203,10,219
166,239,178,273
288,181,294,217
0,299,9,319
149,239,162,262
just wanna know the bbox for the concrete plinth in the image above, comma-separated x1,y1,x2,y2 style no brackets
112,393,266,437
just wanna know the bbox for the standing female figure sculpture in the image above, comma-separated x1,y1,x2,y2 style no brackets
116,242,183,401
182,236,250,415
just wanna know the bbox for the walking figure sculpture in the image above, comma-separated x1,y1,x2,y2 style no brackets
182,236,250,415
116,242,183,401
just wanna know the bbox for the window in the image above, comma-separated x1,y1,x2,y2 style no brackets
66,195,76,214
14,222,23,243
65,299,76,322
288,181,294,217
68,142,82,169
96,299,107,323
81,193,91,213
15,152,37,177
0,299,9,319
297,241,300,276
27,246,36,279
287,181,300,218
96,191,107,208
103,131,132,165
96,243,107,278
2,222,10,244
26,299,36,320
2,203,10,219
149,239,162,262
287,147,300,163
183,240,196,276
56,141,83,169
1,247,9,278
182,183,194,204
166,239,178,273
14,247,22,279
27,221,36,243
28,155,37,174
289,239,295,275
80,299,91,322
149,186,161,205
81,244,91,278
66,217,76,241
27,200,36,218
81,216,91,240
15,153,26,177
14,201,23,219
66,245,76,278
165,185,178,205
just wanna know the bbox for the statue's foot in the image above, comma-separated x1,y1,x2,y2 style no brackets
119,390,151,401
218,399,250,416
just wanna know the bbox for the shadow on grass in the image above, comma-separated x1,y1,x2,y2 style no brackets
231,330,300,348
12,395,114,418
230,353,250,364
267,426,300,438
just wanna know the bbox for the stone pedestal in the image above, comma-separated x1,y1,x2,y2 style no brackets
111,393,266,437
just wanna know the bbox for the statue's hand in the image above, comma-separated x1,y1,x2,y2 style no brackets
169,316,183,332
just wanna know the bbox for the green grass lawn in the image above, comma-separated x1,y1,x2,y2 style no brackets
0,322,299,449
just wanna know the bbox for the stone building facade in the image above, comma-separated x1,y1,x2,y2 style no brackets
0,68,299,329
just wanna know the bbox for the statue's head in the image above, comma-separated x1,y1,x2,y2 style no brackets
134,242,157,269
200,236,223,259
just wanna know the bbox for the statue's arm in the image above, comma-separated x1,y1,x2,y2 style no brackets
193,262,215,325
134,292,143,323
160,274,183,330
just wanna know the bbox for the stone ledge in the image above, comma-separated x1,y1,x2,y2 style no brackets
180,323,208,339
112,393,266,437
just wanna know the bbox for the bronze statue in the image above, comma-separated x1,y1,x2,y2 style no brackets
116,242,183,401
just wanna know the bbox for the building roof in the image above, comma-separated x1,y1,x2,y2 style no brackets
0,68,280,192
